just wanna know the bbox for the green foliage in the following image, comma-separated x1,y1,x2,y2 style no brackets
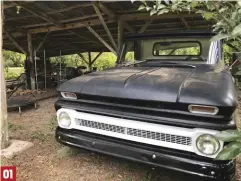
215,130,241,160
4,70,19,80
4,67,24,80
133,0,241,50
216,130,241,142
93,52,116,71
3,50,26,68
50,52,116,71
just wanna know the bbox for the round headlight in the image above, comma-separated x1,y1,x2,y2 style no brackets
58,112,71,128
196,134,220,155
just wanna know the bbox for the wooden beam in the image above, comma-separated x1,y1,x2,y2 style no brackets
5,31,26,54
77,53,88,65
27,32,33,63
19,13,104,29
29,18,115,34
98,3,115,19
5,12,203,38
12,2,61,26
92,3,117,51
47,3,93,15
118,19,123,51
97,3,136,34
88,52,92,70
91,52,102,64
86,25,117,55
4,1,34,9
67,30,100,45
1,0,9,149
36,31,50,52
123,22,136,34
27,32,35,90
138,20,152,33
120,13,202,21
46,1,112,15
180,17,190,29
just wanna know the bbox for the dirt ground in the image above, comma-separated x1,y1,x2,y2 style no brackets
2,97,241,181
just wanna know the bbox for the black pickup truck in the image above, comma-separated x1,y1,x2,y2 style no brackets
55,32,238,181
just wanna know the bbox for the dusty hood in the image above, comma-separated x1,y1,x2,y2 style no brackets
57,65,237,107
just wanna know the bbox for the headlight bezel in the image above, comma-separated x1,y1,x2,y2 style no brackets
58,111,72,128
195,134,221,156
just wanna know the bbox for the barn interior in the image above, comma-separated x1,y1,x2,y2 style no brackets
3,1,213,94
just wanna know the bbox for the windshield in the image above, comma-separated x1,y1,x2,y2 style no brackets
153,41,201,56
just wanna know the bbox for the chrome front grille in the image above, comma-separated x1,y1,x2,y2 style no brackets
75,118,192,146
127,128,191,146
76,119,125,134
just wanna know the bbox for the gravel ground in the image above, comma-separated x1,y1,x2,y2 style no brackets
2,97,241,181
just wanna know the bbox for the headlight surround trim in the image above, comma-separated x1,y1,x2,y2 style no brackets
196,134,221,156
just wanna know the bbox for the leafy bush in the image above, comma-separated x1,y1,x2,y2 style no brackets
215,130,241,160
3,50,26,68
4,70,19,80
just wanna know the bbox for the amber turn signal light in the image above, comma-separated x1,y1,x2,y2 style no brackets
188,105,219,115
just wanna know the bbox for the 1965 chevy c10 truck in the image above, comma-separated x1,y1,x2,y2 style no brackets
54,32,238,181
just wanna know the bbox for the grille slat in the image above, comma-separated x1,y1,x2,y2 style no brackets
75,118,191,146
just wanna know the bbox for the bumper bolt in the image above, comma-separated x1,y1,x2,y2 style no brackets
152,154,156,159
211,171,215,176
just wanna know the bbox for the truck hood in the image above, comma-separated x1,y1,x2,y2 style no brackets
57,64,237,107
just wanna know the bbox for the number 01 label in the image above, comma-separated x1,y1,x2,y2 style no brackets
0,166,16,181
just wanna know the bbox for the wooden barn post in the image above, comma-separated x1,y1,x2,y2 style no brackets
118,19,123,52
88,52,92,71
27,32,35,89
0,1,9,148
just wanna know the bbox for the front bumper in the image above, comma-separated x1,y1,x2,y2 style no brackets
56,127,235,181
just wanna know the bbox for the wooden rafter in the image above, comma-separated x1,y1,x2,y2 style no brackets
17,13,104,29
30,18,115,34
120,13,201,21
97,2,136,34
36,31,50,52
91,52,103,64
3,1,33,9
68,30,100,45
88,52,91,63
138,20,152,33
180,17,190,29
86,25,117,55
47,3,93,15
77,53,88,65
5,31,26,54
27,32,33,66
98,3,115,19
12,2,61,26
176,11,190,29
118,19,123,51
4,12,201,38
92,3,118,51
